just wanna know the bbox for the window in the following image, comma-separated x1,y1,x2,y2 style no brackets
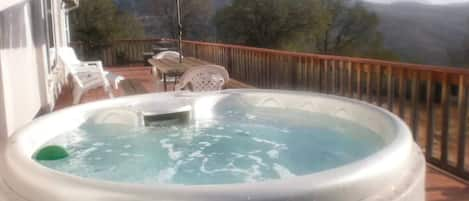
44,0,56,71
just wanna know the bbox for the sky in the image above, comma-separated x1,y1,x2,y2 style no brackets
364,0,469,4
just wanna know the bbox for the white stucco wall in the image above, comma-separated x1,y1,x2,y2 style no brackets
0,0,68,140
0,56,7,140
0,0,24,11
0,0,45,140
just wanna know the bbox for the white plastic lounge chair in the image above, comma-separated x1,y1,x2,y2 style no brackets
175,65,230,92
58,47,121,104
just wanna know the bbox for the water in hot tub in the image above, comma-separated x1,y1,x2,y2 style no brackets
37,98,385,185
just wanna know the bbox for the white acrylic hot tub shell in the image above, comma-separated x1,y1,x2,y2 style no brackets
1,89,425,201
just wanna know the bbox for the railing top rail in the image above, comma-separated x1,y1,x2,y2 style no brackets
157,38,469,76
113,38,166,43
70,39,164,46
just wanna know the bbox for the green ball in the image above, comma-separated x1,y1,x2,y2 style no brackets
34,145,69,161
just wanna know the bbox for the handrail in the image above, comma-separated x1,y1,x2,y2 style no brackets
162,38,469,76
73,38,469,75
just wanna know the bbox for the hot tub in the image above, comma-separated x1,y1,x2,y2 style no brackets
1,89,425,201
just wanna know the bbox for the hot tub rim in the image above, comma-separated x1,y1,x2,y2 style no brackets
1,89,417,200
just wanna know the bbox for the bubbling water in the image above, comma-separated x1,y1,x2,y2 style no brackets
37,96,384,185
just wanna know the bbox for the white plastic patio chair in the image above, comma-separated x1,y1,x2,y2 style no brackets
151,51,183,80
58,47,115,104
175,65,230,92
153,51,183,60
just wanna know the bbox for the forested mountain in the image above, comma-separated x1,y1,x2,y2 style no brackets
364,2,469,66
114,0,216,39
112,0,469,67
212,0,232,9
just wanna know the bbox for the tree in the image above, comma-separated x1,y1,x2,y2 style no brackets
314,0,397,60
214,0,324,49
214,0,398,60
152,0,214,41
70,0,144,59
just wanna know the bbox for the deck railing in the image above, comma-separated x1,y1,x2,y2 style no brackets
73,39,469,180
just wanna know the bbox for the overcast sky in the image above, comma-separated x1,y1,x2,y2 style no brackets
364,0,469,4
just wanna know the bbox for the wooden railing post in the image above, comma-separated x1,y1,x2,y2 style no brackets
426,72,435,160
386,65,394,111
347,61,353,97
410,71,420,139
456,75,468,172
440,73,450,164
376,65,382,106
318,59,323,92
331,60,337,94
339,61,345,96
357,63,363,100
291,56,301,89
398,68,406,117
365,64,372,103
227,47,233,75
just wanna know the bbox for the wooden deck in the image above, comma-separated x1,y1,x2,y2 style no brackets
54,66,469,201
54,66,253,110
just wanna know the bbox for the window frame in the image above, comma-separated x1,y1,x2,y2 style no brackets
43,0,57,72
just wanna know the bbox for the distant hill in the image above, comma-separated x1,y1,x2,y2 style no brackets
113,0,155,16
212,0,232,9
364,2,469,66
113,0,469,67
114,0,230,15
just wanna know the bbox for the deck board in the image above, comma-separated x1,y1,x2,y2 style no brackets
53,66,469,201
427,167,469,201
121,79,148,95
